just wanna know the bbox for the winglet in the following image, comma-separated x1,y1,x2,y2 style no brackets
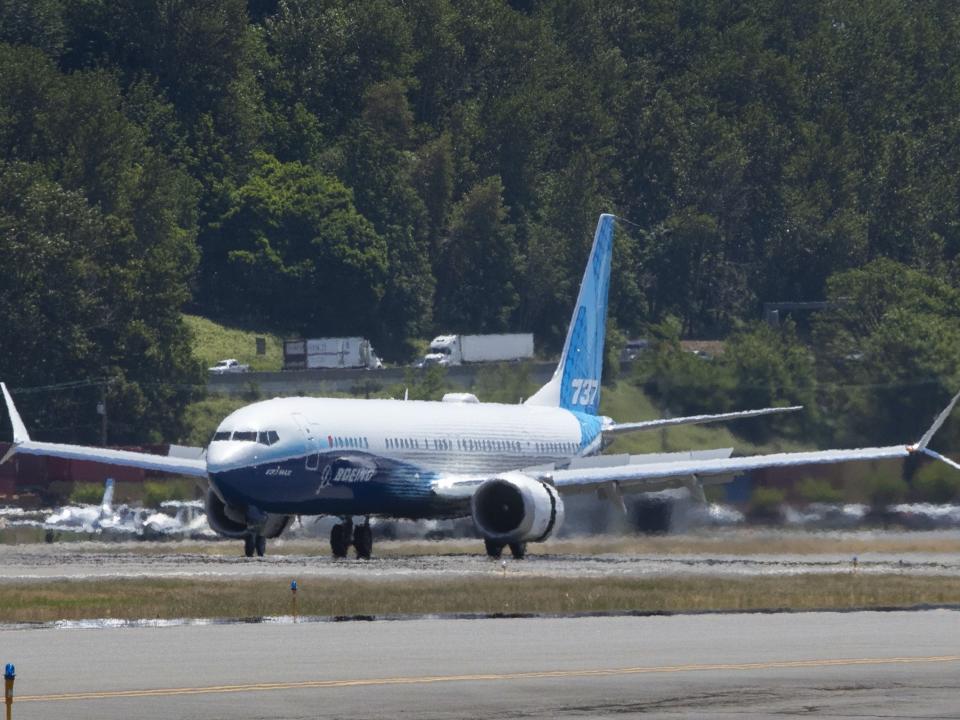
912,388,960,451
1,383,30,464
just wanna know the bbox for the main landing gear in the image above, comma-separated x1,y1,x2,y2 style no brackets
484,539,527,560
243,533,266,558
330,517,373,559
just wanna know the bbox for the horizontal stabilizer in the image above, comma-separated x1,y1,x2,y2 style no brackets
604,405,802,437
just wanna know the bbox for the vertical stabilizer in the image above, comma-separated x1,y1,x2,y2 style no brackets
100,478,115,512
525,214,614,415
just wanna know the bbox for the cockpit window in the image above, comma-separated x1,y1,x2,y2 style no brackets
218,430,280,444
258,431,280,446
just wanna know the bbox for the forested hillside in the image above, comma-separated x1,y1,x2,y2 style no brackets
2,1,960,448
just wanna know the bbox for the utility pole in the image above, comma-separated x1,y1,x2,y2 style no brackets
97,384,108,446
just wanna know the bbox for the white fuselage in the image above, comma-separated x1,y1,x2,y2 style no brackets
205,396,603,519
208,396,600,477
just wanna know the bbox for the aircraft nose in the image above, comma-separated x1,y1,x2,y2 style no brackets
206,442,256,473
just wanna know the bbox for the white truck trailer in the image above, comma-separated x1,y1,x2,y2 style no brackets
283,338,383,370
421,333,534,366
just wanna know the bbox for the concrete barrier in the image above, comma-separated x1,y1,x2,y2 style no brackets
206,362,557,397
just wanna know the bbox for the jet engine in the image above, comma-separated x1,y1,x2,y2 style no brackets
205,488,291,539
471,472,564,544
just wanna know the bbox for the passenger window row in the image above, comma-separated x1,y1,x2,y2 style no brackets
331,436,369,449
536,441,577,454
211,430,280,446
383,437,578,455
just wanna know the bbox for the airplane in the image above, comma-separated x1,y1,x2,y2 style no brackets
42,478,117,533
37,478,154,537
3,214,959,559
142,500,217,540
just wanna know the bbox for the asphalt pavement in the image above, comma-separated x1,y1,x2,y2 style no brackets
2,610,958,719
1,542,959,581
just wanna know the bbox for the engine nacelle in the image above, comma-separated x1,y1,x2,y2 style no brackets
471,472,565,544
205,488,291,539
205,488,246,538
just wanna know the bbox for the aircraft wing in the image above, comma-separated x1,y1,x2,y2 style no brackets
603,405,802,437
1,382,208,478
546,445,911,495
6,440,209,477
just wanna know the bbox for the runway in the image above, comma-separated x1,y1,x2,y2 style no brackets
2,610,958,718
1,542,959,582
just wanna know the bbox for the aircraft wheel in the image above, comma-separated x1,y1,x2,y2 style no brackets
243,534,255,558
508,542,526,560
353,523,373,560
330,524,350,558
484,538,504,558
255,534,266,557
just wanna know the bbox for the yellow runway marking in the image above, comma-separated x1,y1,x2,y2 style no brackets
16,655,960,703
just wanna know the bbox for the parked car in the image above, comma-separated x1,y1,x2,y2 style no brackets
208,359,250,374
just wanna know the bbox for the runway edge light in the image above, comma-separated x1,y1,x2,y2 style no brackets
291,579,298,622
4,663,14,720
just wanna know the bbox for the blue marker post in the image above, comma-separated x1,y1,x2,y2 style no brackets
290,580,298,622
4,663,14,720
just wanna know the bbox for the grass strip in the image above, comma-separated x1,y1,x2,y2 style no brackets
1,574,958,623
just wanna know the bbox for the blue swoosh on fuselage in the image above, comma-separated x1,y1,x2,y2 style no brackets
211,451,467,519
569,410,603,451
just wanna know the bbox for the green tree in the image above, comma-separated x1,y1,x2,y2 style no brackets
636,318,737,416
435,176,521,331
637,318,816,441
813,258,960,446
210,152,388,336
0,45,201,443
0,0,66,55
722,321,818,440
797,477,843,504
912,462,960,504
340,85,435,358
0,162,201,443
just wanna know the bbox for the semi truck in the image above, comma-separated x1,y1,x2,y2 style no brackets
283,337,383,370
420,333,534,367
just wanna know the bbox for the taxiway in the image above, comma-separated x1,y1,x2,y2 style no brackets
1,610,957,719
0,541,957,582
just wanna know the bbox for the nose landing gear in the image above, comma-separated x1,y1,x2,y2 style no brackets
243,533,266,557
330,517,373,559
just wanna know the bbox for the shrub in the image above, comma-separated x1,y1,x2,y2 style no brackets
912,462,960,504
143,480,197,508
748,486,786,522
866,475,908,508
797,477,843,504
69,483,106,505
